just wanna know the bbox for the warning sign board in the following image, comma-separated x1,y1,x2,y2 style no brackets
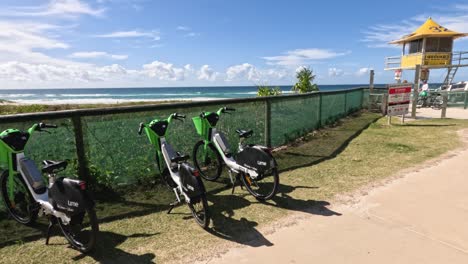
387,84,412,116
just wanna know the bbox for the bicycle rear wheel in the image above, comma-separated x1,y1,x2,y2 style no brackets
193,140,223,181
187,194,209,229
58,207,99,253
0,170,37,225
241,167,279,201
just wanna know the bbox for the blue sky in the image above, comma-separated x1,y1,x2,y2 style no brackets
0,0,467,88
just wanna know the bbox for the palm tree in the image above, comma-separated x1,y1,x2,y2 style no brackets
292,67,318,93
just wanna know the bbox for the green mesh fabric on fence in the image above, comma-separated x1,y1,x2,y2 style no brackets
270,94,320,147
362,89,370,108
346,89,363,114
81,101,265,186
321,93,346,125
447,91,468,108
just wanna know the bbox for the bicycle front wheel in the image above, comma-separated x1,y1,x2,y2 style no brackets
0,170,37,225
58,207,99,253
187,194,210,229
241,167,279,201
193,140,223,181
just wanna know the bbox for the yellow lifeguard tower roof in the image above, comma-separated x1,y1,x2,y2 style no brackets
389,17,468,44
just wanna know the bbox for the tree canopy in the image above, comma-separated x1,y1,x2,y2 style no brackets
292,67,319,93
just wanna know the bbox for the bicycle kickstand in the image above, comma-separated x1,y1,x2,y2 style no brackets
45,216,57,245
167,200,180,214
231,174,243,194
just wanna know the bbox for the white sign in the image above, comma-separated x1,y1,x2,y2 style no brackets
387,84,412,116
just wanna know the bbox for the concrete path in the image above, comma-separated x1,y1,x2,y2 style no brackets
206,131,468,264
413,107,467,119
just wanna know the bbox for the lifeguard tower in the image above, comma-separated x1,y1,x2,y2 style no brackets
384,18,468,117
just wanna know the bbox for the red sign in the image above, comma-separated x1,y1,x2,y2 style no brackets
387,84,412,116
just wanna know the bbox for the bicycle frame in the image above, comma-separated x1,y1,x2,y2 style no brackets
195,108,264,180
141,114,193,203
208,128,259,178
0,124,71,223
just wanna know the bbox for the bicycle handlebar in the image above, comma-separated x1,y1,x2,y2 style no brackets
174,113,186,119
38,123,58,129
138,123,145,135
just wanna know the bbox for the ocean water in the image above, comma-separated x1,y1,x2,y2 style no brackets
0,85,370,104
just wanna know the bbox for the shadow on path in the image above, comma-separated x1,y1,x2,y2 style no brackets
264,185,342,217
207,194,273,247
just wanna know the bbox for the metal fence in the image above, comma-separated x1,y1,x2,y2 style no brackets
0,87,371,186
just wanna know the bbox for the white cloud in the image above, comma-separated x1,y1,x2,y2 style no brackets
142,61,186,81
184,64,194,72
0,61,102,82
226,63,291,83
226,63,260,82
185,32,200,37
69,51,128,60
96,30,160,41
198,65,218,81
0,21,84,67
356,67,372,77
263,48,350,66
0,0,105,18
328,67,344,77
177,26,191,31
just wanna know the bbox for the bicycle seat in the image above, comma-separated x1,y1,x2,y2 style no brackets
236,129,253,139
171,153,190,164
42,160,68,174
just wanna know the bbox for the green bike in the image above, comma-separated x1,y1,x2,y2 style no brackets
138,113,210,229
0,123,98,253
192,107,279,201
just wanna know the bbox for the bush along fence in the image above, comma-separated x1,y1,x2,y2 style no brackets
0,87,373,189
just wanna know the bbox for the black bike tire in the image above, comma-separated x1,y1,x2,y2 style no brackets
433,96,443,110
58,207,99,253
193,140,223,181
0,170,37,225
240,167,279,201
187,194,210,229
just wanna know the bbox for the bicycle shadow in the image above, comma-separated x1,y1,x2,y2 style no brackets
71,231,158,263
207,194,273,247
263,185,342,217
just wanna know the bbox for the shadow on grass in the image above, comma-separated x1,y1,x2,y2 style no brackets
275,112,381,173
72,232,157,263
207,194,273,247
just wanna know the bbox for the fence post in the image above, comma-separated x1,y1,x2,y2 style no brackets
344,90,348,116
441,91,448,118
318,92,323,127
465,91,468,110
72,115,90,183
264,98,271,147
411,64,421,118
369,70,375,94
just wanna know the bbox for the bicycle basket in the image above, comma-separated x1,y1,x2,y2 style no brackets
192,116,209,137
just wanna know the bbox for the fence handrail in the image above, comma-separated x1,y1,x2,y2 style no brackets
0,87,370,123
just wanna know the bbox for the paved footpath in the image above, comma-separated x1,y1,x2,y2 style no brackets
206,130,468,264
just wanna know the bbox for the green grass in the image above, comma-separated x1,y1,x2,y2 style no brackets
1,112,467,263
